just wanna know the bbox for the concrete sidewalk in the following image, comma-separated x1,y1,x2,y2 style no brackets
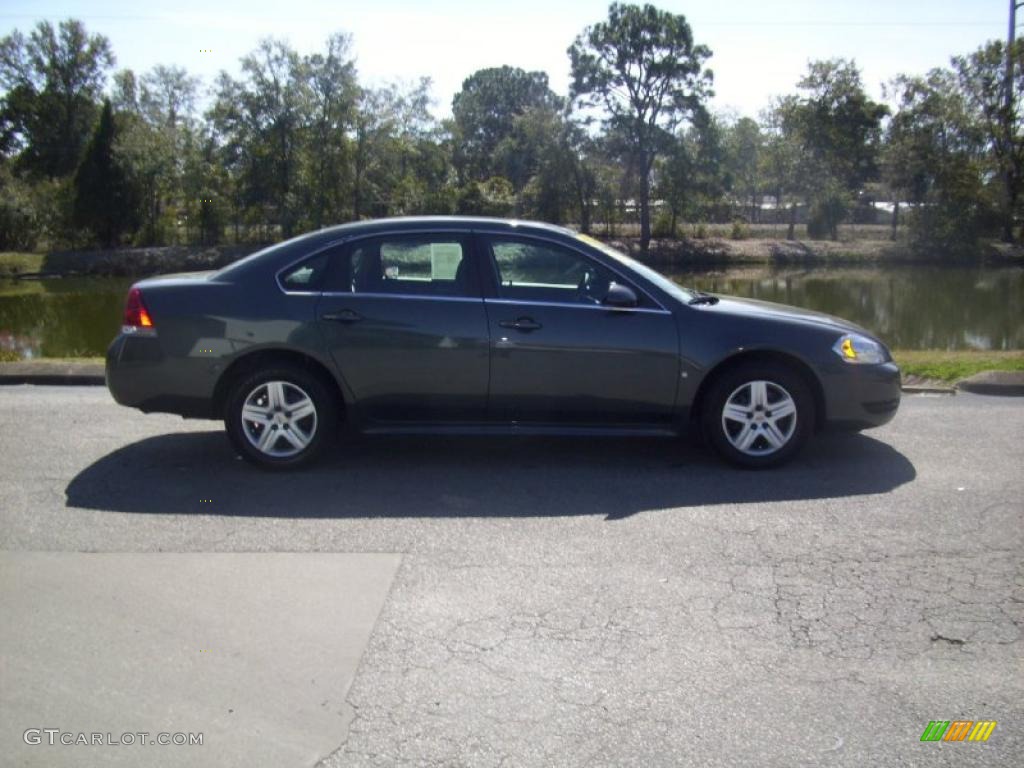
0,552,401,768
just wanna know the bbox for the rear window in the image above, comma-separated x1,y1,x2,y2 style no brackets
278,253,328,292
214,237,315,281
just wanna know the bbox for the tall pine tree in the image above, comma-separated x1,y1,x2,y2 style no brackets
73,100,139,246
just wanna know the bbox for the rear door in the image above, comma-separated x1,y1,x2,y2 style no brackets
316,232,490,424
480,234,680,426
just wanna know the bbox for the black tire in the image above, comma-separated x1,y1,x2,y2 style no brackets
701,361,815,469
224,363,338,469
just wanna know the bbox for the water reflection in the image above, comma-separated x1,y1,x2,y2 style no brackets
0,266,1021,358
676,266,1024,350
0,278,132,358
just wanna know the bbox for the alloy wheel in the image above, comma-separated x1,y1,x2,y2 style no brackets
240,380,318,458
720,380,798,457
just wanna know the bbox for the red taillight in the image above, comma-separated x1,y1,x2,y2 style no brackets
123,287,154,329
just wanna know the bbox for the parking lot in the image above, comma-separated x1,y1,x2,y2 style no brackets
1,385,1021,766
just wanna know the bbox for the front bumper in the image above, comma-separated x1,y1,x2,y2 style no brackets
820,360,901,431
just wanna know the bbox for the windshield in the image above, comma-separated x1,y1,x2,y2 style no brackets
573,234,695,303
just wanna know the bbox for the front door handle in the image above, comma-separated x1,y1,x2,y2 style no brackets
499,317,542,332
321,309,363,324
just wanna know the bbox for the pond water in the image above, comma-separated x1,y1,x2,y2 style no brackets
0,266,1021,359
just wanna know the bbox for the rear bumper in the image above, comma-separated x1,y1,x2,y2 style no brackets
106,334,216,419
821,361,901,431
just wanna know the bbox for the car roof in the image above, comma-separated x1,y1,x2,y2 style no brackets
308,216,578,241
215,217,584,282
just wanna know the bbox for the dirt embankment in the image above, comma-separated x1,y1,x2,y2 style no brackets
606,237,1024,268
21,244,265,278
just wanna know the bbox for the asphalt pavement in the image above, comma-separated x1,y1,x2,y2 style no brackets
0,385,1021,767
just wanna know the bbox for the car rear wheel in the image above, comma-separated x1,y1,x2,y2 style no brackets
224,364,338,469
702,362,814,468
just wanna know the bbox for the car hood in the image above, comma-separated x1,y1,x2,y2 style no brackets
696,295,874,337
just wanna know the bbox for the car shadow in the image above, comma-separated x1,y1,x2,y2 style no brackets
65,431,916,520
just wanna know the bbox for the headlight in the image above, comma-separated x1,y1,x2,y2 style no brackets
832,334,888,364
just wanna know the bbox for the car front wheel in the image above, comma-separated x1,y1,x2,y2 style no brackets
224,364,337,469
702,362,814,468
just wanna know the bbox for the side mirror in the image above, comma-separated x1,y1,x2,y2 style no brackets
604,282,639,309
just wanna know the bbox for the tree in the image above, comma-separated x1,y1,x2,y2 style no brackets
350,79,451,219
304,33,358,228
116,65,200,244
656,112,728,232
724,117,763,221
760,97,809,239
73,100,138,246
952,39,1024,242
502,107,579,222
452,66,560,186
0,19,114,177
209,39,310,239
569,2,712,251
786,59,888,240
110,69,138,114
115,101,176,244
884,69,995,252
140,65,199,131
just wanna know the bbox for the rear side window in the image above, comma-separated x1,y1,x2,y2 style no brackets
326,236,477,297
278,253,328,292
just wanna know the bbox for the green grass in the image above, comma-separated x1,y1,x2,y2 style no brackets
893,349,1024,382
0,252,45,277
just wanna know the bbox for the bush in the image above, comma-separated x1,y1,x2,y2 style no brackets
904,166,1000,255
806,193,849,240
33,178,81,249
729,219,749,240
690,222,708,239
456,178,515,217
0,195,37,251
652,210,677,238
906,202,996,255
198,199,224,246
806,207,829,239
0,167,39,250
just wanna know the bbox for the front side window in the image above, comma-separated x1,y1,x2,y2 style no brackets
488,238,622,306
329,236,475,297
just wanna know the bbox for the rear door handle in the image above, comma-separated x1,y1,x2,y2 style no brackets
499,317,542,332
321,309,363,324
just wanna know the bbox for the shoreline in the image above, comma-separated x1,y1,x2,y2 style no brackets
3,236,1023,280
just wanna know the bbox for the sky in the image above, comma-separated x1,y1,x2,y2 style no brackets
0,0,1012,119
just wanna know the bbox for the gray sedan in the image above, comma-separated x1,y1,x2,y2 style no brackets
106,217,901,469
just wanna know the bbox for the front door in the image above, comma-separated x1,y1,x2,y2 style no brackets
317,233,490,423
481,235,680,426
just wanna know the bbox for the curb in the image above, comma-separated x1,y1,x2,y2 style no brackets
0,362,105,386
901,384,956,395
956,370,1024,397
